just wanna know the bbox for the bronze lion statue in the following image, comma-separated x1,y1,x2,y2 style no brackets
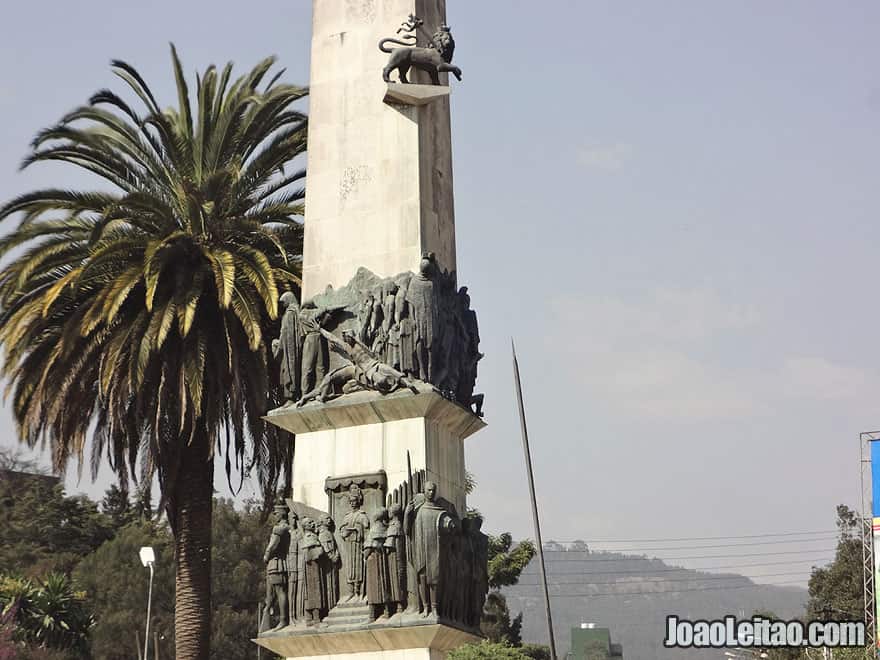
379,23,462,85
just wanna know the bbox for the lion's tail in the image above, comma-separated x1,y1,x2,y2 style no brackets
378,36,416,53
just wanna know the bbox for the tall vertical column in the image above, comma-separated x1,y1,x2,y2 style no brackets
302,0,456,298
257,2,485,658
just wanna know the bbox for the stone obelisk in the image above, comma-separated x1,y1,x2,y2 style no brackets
302,0,456,298
256,2,485,658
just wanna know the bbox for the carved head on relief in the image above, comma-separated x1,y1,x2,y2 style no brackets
348,484,364,509
272,501,289,524
280,291,299,313
419,252,437,278
319,513,334,532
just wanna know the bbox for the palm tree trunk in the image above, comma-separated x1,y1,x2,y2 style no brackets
171,423,214,660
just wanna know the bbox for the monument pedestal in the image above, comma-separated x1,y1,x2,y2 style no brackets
259,2,486,658
261,390,486,659
268,388,484,517
254,622,480,658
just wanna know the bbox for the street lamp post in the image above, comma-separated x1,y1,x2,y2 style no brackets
139,547,156,660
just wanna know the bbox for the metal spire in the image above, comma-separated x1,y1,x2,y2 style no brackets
512,339,558,660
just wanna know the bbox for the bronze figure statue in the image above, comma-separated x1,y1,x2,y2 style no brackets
384,503,406,615
364,508,391,620
298,517,326,625
339,485,370,600
318,514,340,611
261,503,291,632
357,293,375,346
257,467,490,633
469,516,489,627
406,253,439,382
298,302,344,395
403,481,459,617
273,292,303,402
297,330,418,406
286,509,302,625
396,300,416,377
271,259,484,414
457,287,484,416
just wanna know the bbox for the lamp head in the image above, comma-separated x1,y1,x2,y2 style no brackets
139,546,155,567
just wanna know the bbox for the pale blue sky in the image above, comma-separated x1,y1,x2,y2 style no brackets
1,1,878,586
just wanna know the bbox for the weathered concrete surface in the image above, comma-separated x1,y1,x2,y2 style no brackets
383,82,450,106
302,0,457,298
253,622,478,658
268,390,482,517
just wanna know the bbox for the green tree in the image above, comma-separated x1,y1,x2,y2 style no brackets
481,591,523,646
0,461,114,576
73,498,278,660
488,534,537,589
807,505,863,621
448,640,531,659
131,484,154,521
519,643,552,659
100,483,154,527
480,533,537,645
101,484,134,528
749,610,802,660
73,521,175,660
740,506,873,660
0,573,93,657
0,48,306,660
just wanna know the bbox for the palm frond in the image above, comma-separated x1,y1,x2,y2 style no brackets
0,47,307,528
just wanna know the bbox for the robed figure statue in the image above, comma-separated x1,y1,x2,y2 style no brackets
340,484,370,600
364,508,391,620
273,292,303,402
299,517,326,625
318,514,341,609
384,503,406,614
286,510,302,625
403,481,459,616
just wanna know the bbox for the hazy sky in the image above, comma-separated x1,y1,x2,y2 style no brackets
1,1,878,588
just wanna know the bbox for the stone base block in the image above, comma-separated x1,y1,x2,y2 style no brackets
266,389,485,515
383,82,451,106
253,623,479,658
279,651,444,660
266,387,485,439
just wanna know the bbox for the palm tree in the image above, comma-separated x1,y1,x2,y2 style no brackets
0,46,307,659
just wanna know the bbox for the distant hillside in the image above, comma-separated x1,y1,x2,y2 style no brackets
502,545,808,660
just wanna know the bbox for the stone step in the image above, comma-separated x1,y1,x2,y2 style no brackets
324,610,370,622
323,602,372,626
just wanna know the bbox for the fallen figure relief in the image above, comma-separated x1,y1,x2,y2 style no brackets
296,330,419,406
273,255,484,416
